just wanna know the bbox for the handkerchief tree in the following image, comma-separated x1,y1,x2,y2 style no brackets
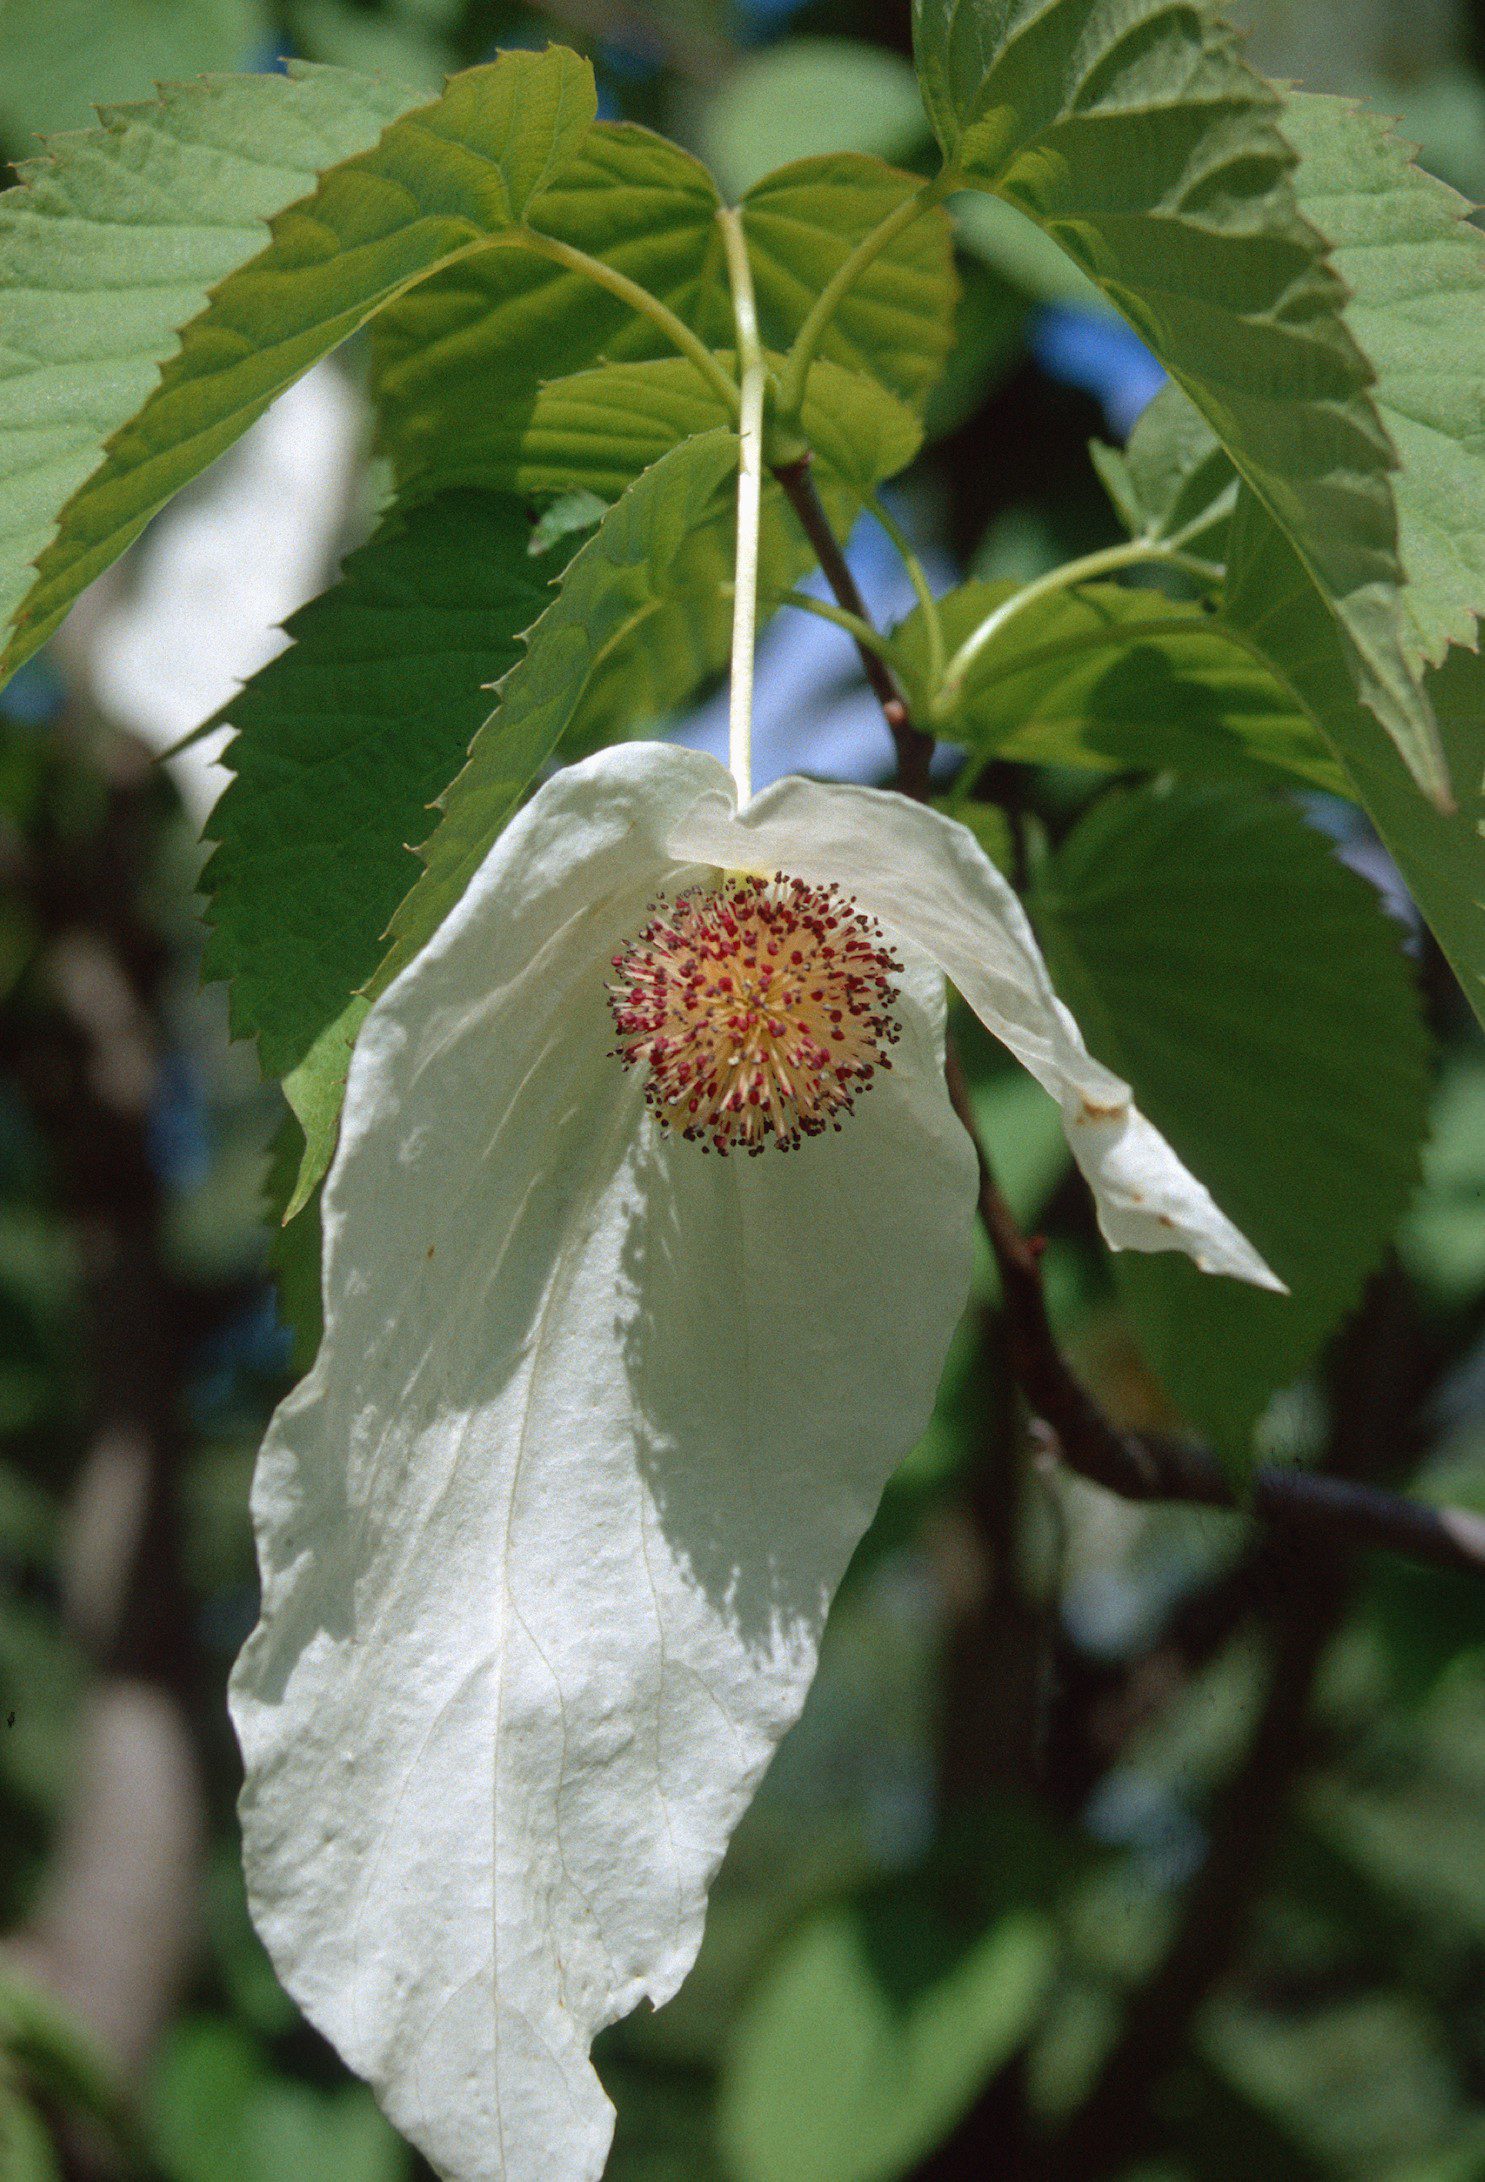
2,4,1483,2174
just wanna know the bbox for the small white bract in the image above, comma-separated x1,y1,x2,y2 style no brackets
231,743,1278,2182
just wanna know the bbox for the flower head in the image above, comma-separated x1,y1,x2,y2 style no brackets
608,872,902,1152
231,743,1277,2182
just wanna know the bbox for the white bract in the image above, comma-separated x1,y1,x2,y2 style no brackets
231,741,1277,2182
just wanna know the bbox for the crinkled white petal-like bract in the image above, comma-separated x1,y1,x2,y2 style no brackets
231,745,977,2182
233,743,1277,2182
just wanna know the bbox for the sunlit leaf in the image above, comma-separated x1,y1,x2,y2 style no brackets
1284,90,1485,670
1225,489,1485,1031
911,0,1447,802
0,63,418,681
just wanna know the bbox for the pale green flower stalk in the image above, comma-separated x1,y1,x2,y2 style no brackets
231,265,1279,2182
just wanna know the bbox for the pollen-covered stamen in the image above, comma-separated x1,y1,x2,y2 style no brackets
608,873,902,1155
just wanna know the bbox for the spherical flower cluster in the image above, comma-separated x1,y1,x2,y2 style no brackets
608,872,902,1154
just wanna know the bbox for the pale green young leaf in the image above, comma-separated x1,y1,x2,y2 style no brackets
911,0,1447,804
386,350,920,504
1225,488,1485,1031
740,157,957,416
201,489,560,1081
1090,383,1237,559
1032,782,1432,1454
892,579,1344,793
1283,90,1485,670
0,0,270,148
370,116,726,493
2,47,596,679
0,63,418,680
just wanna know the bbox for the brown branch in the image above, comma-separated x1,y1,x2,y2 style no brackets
771,454,936,799
776,453,1485,1583
943,1049,1485,1578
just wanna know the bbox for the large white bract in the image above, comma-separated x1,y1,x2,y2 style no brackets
231,742,1277,2182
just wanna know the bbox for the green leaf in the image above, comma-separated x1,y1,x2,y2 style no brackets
264,1118,324,1365
720,1899,1053,2182
698,38,927,195
1225,489,1485,1031
911,0,1448,804
201,488,559,1082
2,46,596,679
375,138,954,499
1031,781,1431,1453
0,63,419,681
1090,381,1237,558
1283,90,1485,671
281,1000,369,1224
892,579,1344,793
741,157,957,417
0,0,269,149
371,115,726,493
385,350,921,504
373,429,774,995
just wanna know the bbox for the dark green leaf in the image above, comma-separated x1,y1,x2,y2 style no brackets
373,429,769,994
201,489,559,1080
1031,781,1431,1453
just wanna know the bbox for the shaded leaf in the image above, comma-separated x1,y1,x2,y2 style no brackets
202,489,559,1080
1031,781,1431,1453
372,431,753,995
389,351,920,504
1090,382,1237,558
892,580,1344,793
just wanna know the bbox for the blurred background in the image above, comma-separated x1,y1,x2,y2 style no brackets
4,2,1485,2177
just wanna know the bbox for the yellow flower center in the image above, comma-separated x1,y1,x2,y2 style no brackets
608,874,902,1155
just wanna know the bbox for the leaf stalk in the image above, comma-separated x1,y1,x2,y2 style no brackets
933,534,1225,719
719,209,766,805
775,173,951,426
